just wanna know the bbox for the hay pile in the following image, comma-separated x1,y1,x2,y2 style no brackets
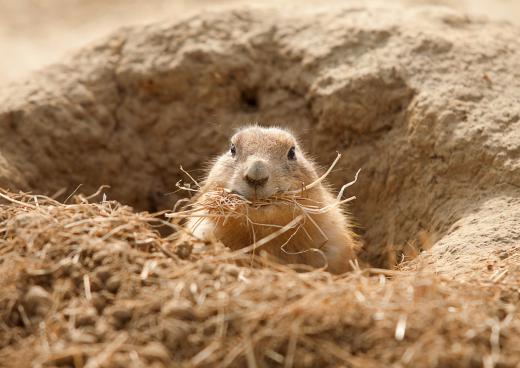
1,189,520,367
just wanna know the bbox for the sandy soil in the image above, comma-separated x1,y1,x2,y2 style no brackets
0,0,519,84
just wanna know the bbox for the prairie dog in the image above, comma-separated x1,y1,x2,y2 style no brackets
187,126,359,273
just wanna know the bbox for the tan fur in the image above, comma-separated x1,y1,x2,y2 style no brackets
187,126,359,273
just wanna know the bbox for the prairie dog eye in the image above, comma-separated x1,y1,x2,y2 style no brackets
287,146,296,160
230,143,237,157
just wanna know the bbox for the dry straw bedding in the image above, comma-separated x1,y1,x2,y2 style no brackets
1,189,520,367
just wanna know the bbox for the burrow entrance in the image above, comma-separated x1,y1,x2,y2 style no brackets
0,19,453,268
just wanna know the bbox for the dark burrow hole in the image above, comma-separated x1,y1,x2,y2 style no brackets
240,88,259,111
0,60,439,272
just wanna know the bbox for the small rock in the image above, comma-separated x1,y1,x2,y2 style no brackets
200,262,216,274
221,264,240,277
162,326,187,350
89,275,103,292
140,342,170,363
24,285,52,316
161,300,194,320
174,241,192,259
95,319,110,339
110,306,133,326
92,250,110,265
91,293,107,313
499,251,509,260
76,307,98,327
68,330,97,344
95,266,112,282
105,276,121,293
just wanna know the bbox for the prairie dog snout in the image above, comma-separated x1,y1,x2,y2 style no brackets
244,159,269,188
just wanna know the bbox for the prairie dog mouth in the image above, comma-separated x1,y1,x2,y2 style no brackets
230,191,267,203
227,189,279,206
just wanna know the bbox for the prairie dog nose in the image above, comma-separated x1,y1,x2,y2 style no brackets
244,160,269,187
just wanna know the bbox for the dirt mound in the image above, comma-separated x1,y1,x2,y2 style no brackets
1,3,520,366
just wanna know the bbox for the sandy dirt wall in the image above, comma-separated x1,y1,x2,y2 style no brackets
1,0,520,84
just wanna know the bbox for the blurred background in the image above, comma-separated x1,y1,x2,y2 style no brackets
0,0,519,85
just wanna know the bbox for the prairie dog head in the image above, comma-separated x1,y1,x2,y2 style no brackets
205,126,319,200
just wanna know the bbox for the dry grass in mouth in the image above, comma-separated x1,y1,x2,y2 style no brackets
167,154,361,259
